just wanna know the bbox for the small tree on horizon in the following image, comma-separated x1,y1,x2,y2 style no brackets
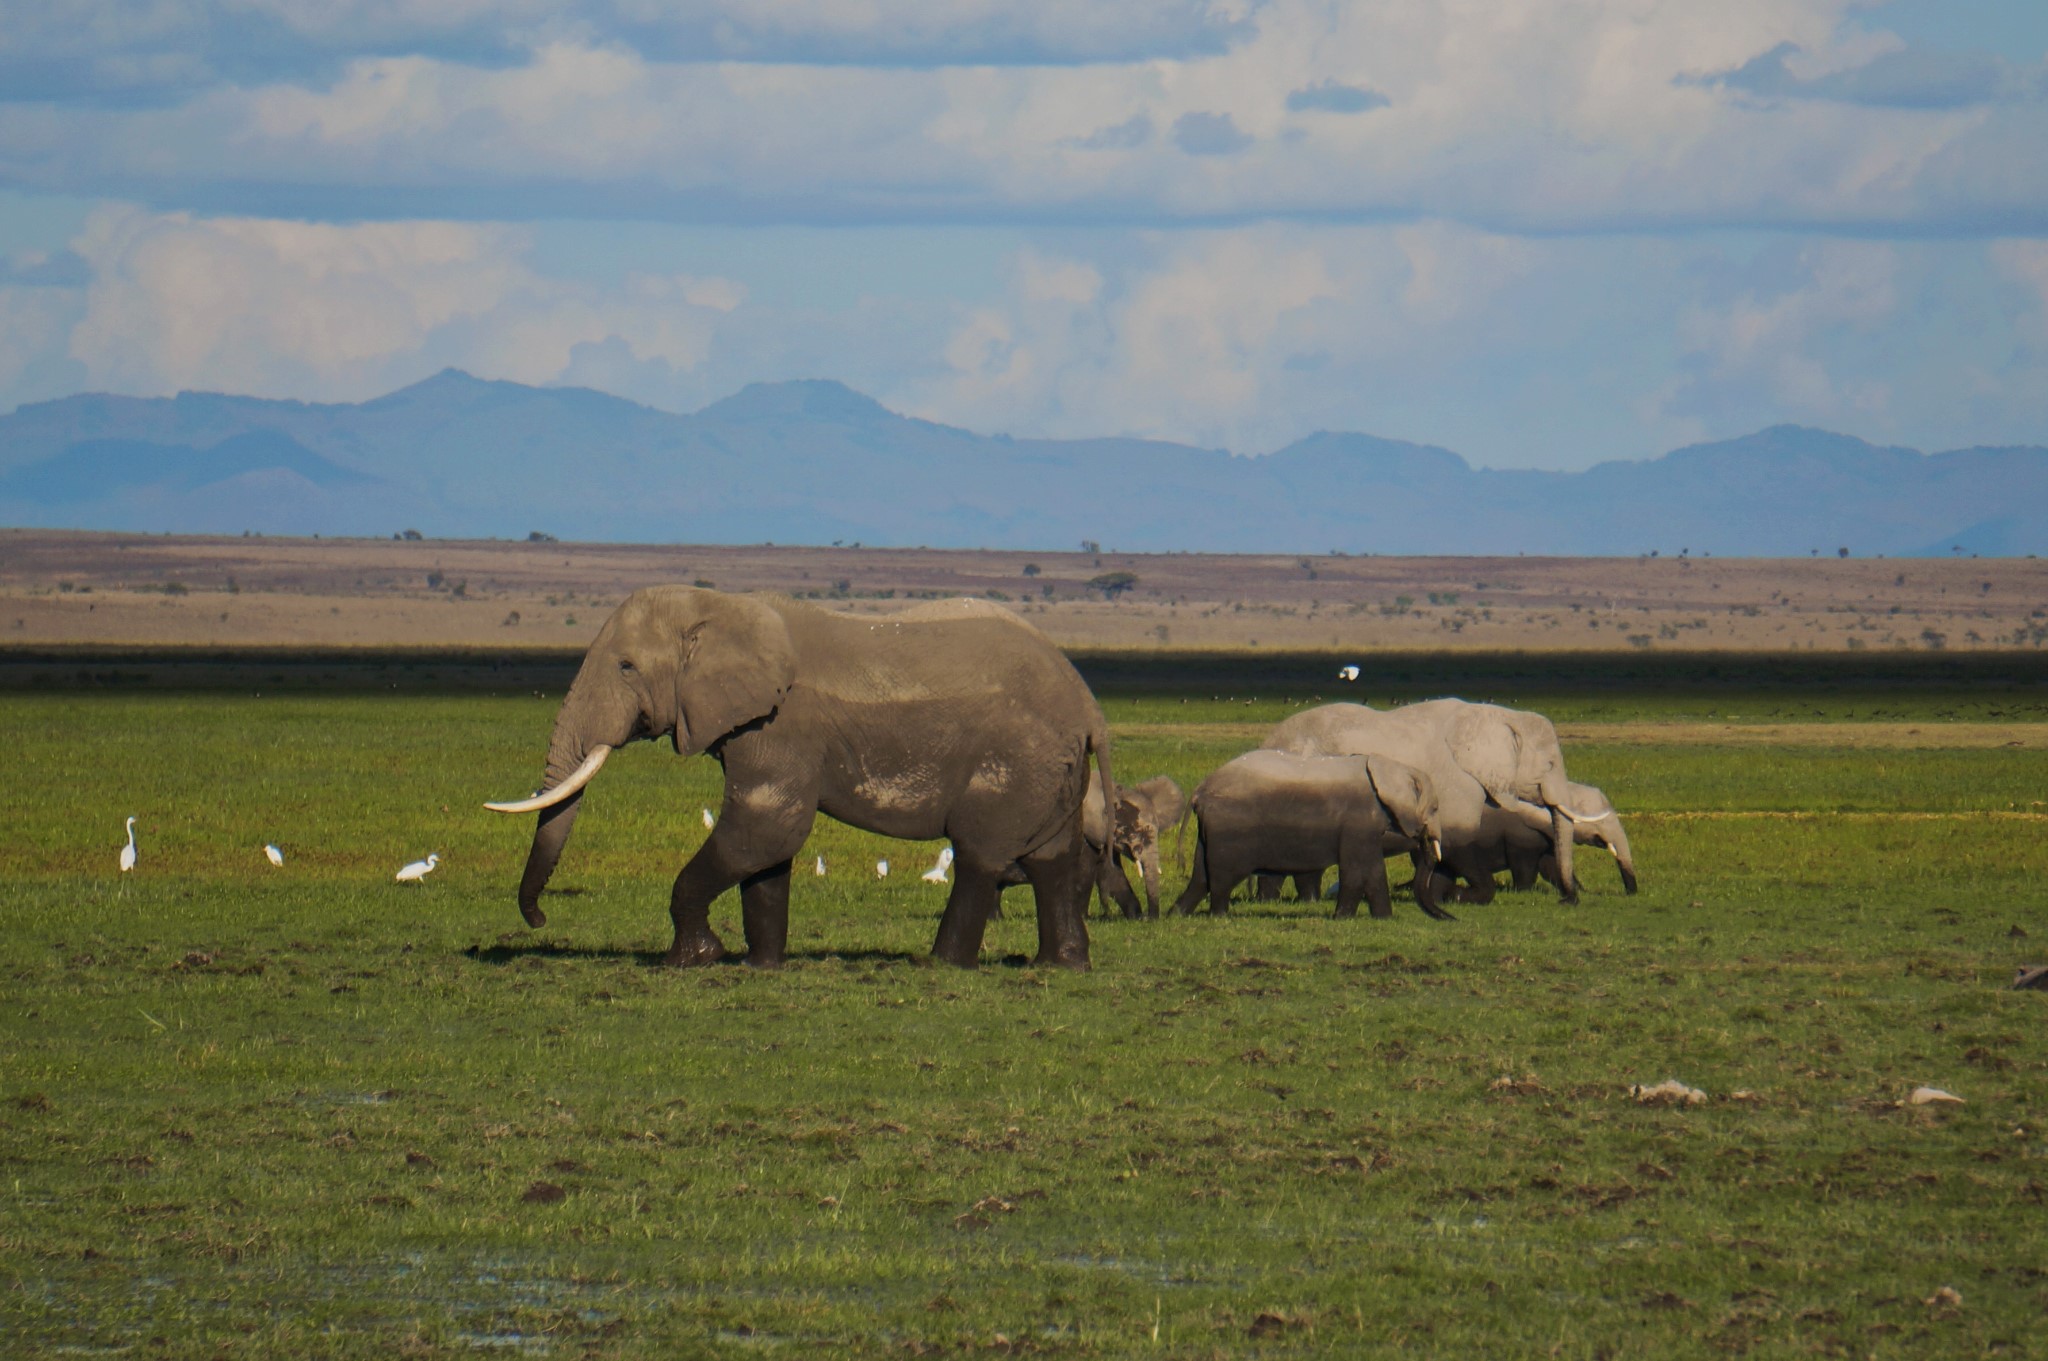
1089,571,1138,601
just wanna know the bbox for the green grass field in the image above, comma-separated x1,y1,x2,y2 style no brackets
3,679,2045,1357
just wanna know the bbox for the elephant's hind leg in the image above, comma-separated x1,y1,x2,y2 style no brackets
931,861,1003,968
1016,824,1092,970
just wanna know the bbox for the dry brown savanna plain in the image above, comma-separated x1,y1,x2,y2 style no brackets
2,528,2045,654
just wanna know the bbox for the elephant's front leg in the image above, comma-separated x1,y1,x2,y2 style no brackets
1335,848,1391,920
738,860,795,969
663,796,815,968
664,850,738,966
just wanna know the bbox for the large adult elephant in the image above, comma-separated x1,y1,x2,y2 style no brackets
485,588,1115,970
1390,700,1625,904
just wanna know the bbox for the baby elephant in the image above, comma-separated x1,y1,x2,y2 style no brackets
1172,750,1450,920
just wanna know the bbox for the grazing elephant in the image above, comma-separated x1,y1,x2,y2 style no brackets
1414,780,1633,905
1171,750,1448,920
485,587,1116,970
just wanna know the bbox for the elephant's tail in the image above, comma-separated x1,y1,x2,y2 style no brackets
1087,709,1119,885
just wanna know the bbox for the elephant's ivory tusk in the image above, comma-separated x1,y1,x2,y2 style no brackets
483,746,611,813
1556,804,1597,824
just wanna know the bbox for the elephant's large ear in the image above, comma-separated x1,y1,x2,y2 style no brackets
1365,755,1430,840
674,593,797,756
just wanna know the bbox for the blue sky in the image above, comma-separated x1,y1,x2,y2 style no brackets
1,0,2044,469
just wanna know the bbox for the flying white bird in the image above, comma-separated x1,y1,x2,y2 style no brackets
922,847,954,883
814,855,827,876
875,858,890,878
701,807,715,830
264,843,285,867
395,853,440,884
1338,665,1361,681
119,816,137,873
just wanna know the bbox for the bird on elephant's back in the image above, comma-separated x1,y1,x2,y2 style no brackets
485,587,1119,970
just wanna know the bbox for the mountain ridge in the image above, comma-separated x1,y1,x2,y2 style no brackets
1,373,2039,556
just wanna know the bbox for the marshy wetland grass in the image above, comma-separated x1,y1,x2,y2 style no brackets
3,673,2046,1357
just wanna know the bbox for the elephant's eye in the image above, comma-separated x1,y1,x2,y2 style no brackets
618,660,637,676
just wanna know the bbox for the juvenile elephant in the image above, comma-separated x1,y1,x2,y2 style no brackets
998,770,1187,919
1089,772,1187,918
485,588,1116,970
1171,750,1448,920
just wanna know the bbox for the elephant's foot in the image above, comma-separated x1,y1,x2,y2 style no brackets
519,901,548,928
930,943,982,969
662,931,728,967
740,948,785,970
1031,941,1091,971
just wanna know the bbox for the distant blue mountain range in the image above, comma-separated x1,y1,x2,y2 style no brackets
1,370,2040,555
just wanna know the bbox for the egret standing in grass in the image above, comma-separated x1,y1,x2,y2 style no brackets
395,853,440,884
922,847,954,883
875,857,890,879
119,816,137,873
1338,665,1361,682
701,808,715,830
264,843,285,867
814,854,827,876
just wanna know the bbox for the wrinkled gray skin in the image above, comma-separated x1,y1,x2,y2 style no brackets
1171,750,1449,920
997,770,1187,919
491,588,1115,970
1265,700,1596,905
1426,779,1638,904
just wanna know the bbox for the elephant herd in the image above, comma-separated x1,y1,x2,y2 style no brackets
486,587,1635,971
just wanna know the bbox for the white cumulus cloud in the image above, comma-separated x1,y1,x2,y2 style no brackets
61,206,745,400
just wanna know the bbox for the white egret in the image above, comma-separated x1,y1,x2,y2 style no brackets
119,816,137,873
921,847,954,883
701,807,715,830
264,843,285,867
875,858,890,878
395,853,440,883
814,855,827,876
1338,665,1361,681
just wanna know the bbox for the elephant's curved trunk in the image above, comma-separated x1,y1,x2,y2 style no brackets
1550,806,1577,905
498,691,619,927
516,795,583,927
1606,818,1639,894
